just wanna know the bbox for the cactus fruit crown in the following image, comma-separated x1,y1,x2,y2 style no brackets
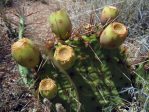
103,6,118,17
48,9,72,40
100,6,119,24
112,22,128,35
54,45,76,70
11,38,40,68
39,78,57,99
100,22,128,49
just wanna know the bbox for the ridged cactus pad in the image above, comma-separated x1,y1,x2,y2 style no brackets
38,39,132,111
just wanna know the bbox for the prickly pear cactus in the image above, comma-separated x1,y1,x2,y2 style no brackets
12,6,138,112
14,36,133,112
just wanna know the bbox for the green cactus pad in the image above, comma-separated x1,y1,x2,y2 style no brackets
18,64,35,87
36,38,132,111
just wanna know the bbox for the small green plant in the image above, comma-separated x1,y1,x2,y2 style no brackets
135,62,149,111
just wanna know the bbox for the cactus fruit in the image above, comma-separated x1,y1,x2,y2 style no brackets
11,38,40,68
100,6,119,25
54,45,76,70
100,22,128,49
39,78,58,99
48,9,72,40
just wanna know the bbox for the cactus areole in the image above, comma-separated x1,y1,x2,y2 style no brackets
54,45,76,70
48,9,72,40
100,6,119,25
11,38,40,68
39,78,57,99
100,22,128,49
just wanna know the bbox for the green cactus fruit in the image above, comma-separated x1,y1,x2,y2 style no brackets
100,22,128,49
11,38,40,68
39,78,58,99
54,45,76,70
48,9,72,40
100,6,119,25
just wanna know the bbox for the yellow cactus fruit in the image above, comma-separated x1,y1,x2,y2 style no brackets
100,6,119,25
100,22,128,49
11,38,40,68
54,45,76,70
48,9,72,40
39,78,58,99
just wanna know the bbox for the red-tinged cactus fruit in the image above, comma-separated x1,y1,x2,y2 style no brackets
54,45,76,70
48,9,72,40
100,6,119,25
100,22,128,49
39,78,58,99
44,40,55,55
11,38,40,68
